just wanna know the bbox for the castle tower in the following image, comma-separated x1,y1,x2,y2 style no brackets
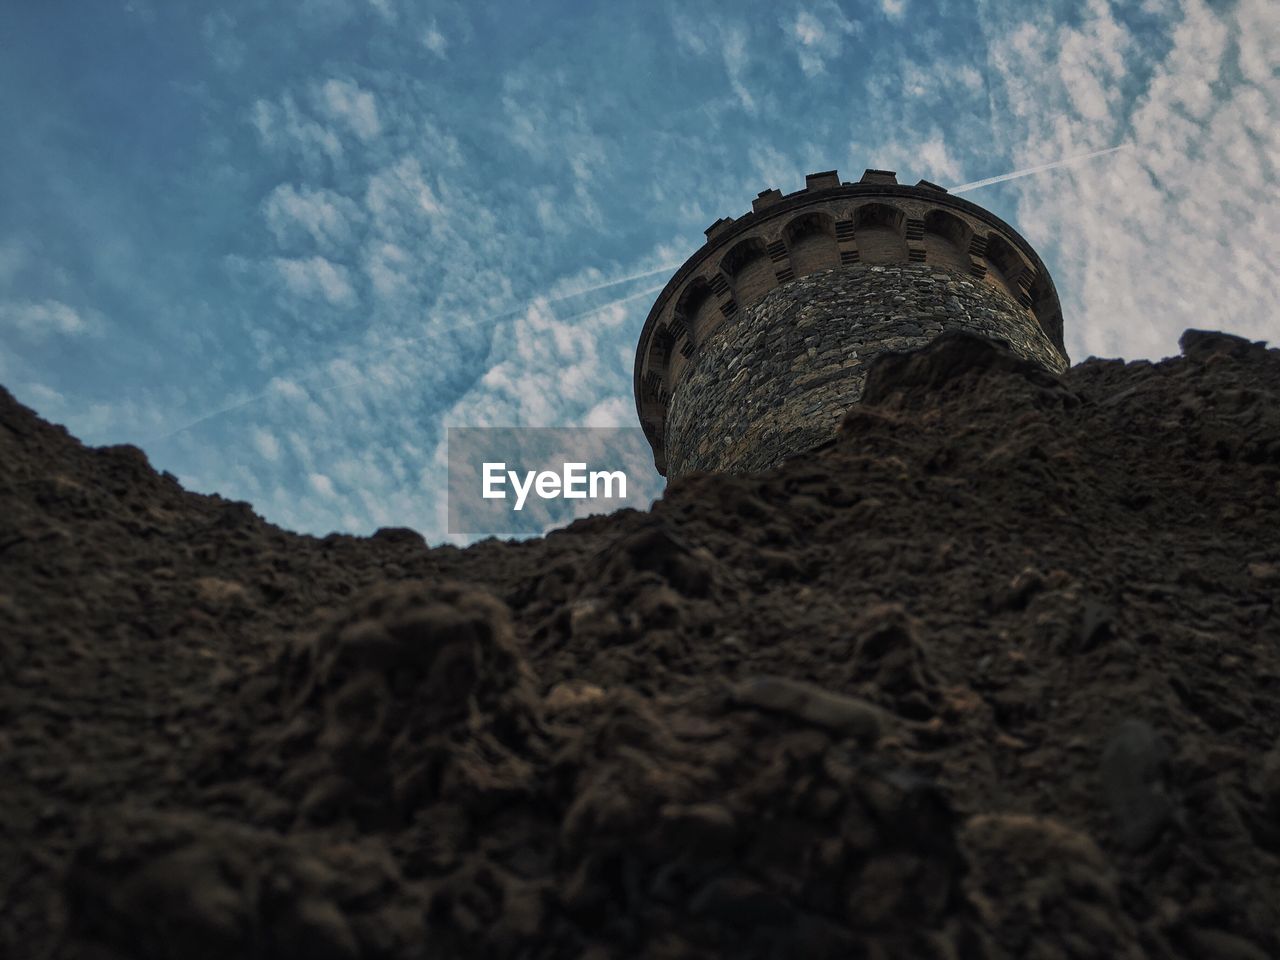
633,169,1069,477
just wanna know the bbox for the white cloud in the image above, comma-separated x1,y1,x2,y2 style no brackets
317,78,382,141
309,472,338,499
51,390,174,445
267,377,308,403
0,239,26,284
1055,0,1131,122
0,299,100,341
789,4,861,77
956,64,984,94
17,382,68,420
1235,0,1278,86
368,0,396,22
362,240,415,302
422,22,448,58
985,0,1280,360
366,156,442,227
498,69,608,227
443,293,626,429
251,427,282,462
793,11,825,46
901,62,935,100
914,136,962,182
896,60,987,103
584,396,632,427
201,12,245,71
273,256,358,307
720,24,755,111
122,0,156,22
669,12,757,112
262,183,363,251
670,11,709,57
865,131,962,183
988,0,1131,142
251,94,344,174
881,0,906,20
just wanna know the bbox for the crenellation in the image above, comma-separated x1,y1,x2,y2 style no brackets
752,188,783,212
859,169,899,184
704,216,735,241
805,170,841,191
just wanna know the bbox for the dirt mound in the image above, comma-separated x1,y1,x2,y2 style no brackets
2,328,1278,958
260,581,544,830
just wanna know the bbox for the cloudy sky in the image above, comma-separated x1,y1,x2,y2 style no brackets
1,0,1275,541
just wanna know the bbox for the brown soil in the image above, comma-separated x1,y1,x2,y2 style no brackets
2,329,1278,959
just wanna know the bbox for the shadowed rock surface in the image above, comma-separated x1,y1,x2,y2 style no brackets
2,329,1278,959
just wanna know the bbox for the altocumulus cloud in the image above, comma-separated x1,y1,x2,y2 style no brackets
982,0,1279,359
262,184,364,252
0,300,101,341
251,427,282,462
318,78,382,142
273,256,358,309
788,2,862,77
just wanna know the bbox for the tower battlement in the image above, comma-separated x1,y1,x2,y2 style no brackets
633,169,1068,476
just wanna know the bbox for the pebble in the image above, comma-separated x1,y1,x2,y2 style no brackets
1183,927,1270,960
728,675,888,743
1100,719,1174,851
689,874,793,926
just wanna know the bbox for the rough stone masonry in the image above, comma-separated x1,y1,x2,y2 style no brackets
634,168,1069,476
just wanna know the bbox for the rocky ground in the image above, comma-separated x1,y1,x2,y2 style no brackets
1,329,1278,959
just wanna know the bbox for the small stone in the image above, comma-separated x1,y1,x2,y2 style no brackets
193,577,250,613
1100,719,1174,851
544,680,607,713
1068,595,1115,653
659,802,737,856
728,675,888,742
1258,743,1280,814
1247,562,1279,582
689,875,792,926
1182,928,1270,960
287,898,360,960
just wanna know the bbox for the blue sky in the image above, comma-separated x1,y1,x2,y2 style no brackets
1,0,1275,541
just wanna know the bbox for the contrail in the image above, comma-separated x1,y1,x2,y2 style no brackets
543,282,663,323
148,278,670,443
551,263,683,301
948,143,1131,194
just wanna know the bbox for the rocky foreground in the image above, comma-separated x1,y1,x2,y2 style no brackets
2,330,1278,959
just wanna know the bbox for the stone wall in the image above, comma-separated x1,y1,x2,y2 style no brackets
663,263,1068,477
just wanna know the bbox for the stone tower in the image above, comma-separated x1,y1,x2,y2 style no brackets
633,169,1069,477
